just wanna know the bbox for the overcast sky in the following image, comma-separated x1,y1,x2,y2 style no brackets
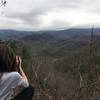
0,0,100,31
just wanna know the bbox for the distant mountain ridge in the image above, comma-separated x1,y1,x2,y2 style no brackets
22,33,55,41
0,28,100,40
21,28,100,41
0,30,33,40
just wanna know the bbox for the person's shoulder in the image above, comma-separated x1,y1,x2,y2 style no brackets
7,72,22,80
9,72,29,87
11,71,21,77
4,72,29,87
2,72,22,85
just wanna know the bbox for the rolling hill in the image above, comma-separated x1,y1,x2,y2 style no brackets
1,28,100,40
0,30,33,40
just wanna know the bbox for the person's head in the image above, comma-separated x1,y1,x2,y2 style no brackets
0,44,17,73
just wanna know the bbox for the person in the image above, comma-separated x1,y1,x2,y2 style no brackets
0,44,34,100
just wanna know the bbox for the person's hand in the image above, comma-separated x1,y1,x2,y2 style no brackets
16,56,28,81
16,56,22,69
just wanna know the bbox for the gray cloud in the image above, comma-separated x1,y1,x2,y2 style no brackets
0,0,100,31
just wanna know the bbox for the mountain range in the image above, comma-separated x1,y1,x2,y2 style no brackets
0,28,100,40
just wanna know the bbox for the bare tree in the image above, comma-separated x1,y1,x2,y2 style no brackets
88,26,98,83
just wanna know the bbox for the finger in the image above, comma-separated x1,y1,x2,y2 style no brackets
18,56,22,62
16,56,19,63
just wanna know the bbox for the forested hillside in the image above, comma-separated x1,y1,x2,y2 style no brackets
1,29,100,100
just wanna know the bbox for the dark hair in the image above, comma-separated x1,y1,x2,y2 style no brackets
0,44,17,73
